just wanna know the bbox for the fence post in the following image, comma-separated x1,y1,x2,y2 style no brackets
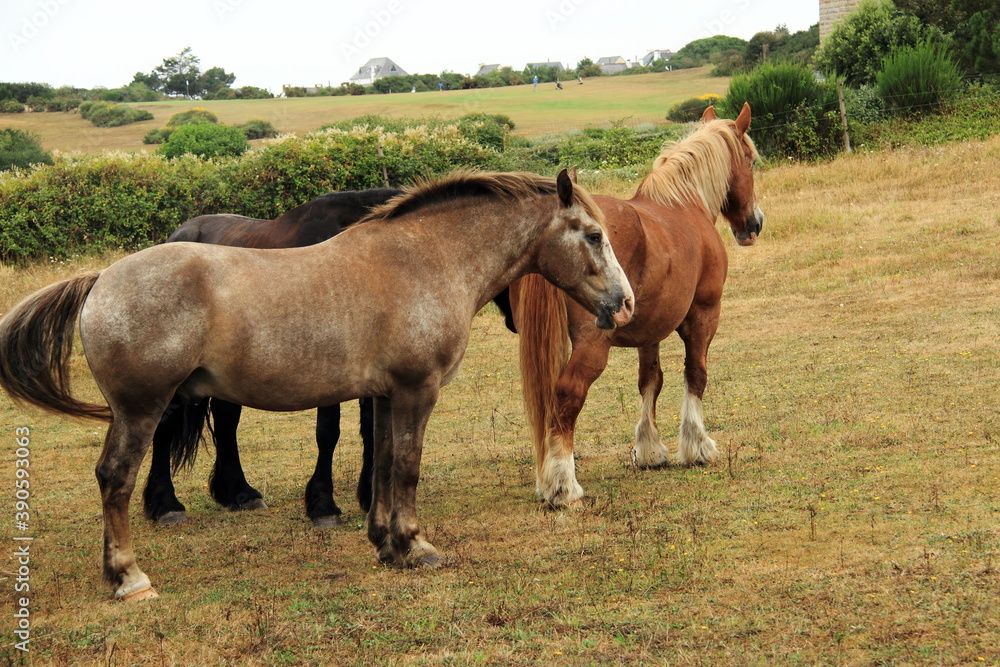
837,79,852,154
376,142,390,188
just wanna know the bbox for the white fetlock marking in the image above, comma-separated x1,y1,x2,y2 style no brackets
539,435,583,507
677,391,718,465
633,388,670,467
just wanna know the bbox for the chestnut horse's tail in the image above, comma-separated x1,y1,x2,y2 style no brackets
512,274,570,467
0,273,112,421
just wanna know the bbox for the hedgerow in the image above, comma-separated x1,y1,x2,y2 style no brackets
0,121,512,263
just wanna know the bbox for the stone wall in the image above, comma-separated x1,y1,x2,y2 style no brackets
819,0,864,42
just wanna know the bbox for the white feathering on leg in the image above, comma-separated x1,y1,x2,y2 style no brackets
633,386,670,467
538,431,584,507
677,387,718,465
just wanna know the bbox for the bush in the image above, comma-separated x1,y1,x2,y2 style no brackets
455,113,515,151
522,123,684,171
0,120,518,262
0,99,26,113
38,97,80,112
157,123,249,159
0,152,221,260
876,41,963,115
166,107,219,127
851,89,1000,148
844,85,886,125
667,94,723,123
814,0,942,87
0,129,53,171
143,127,175,144
80,101,154,127
235,118,279,140
723,62,839,159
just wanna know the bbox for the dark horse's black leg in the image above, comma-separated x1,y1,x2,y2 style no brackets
305,404,343,527
143,404,189,524
357,397,375,513
208,399,267,511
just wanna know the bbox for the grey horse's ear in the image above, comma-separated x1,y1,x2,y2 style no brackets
556,168,574,207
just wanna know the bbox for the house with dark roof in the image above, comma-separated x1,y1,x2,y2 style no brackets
349,57,409,85
475,63,500,76
641,49,673,67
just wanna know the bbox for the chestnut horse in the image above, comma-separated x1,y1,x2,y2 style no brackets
147,188,400,528
0,169,633,600
510,104,763,507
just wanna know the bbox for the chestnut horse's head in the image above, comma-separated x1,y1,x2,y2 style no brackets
537,169,634,329
703,102,764,246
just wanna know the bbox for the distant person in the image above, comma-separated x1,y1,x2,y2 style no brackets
578,75,583,85
533,75,538,92
438,81,444,91
411,86,416,93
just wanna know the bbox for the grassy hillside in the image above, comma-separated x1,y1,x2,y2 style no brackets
1,136,997,664
1,69,727,154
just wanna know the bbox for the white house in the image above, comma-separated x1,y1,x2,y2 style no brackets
641,49,674,67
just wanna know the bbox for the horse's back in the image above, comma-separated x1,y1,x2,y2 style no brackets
277,188,402,247
591,194,726,345
167,214,269,246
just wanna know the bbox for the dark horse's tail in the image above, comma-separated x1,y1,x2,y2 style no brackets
161,397,212,473
0,273,112,421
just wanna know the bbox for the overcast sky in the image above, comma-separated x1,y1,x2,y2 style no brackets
2,0,819,93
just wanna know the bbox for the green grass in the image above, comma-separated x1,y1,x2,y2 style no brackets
1,135,999,665
1,69,729,154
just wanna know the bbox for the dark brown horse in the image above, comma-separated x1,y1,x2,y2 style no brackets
0,169,633,600
147,188,400,529
510,104,763,507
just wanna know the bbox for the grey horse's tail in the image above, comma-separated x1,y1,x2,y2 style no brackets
0,273,111,421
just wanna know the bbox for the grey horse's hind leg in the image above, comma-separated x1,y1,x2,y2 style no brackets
95,409,162,600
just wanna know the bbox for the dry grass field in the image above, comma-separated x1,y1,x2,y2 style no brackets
2,68,728,155
1,136,999,665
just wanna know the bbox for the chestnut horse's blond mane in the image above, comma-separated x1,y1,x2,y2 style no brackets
364,169,605,227
636,119,759,215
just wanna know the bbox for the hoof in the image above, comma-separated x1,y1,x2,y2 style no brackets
633,443,672,469
157,511,188,525
236,498,267,511
118,587,159,603
411,551,443,569
312,514,343,529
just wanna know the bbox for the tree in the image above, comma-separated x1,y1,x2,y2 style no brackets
896,0,1000,73
814,0,942,87
744,24,819,68
745,31,779,65
145,47,202,98
671,35,748,69
576,57,603,78
198,66,236,98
